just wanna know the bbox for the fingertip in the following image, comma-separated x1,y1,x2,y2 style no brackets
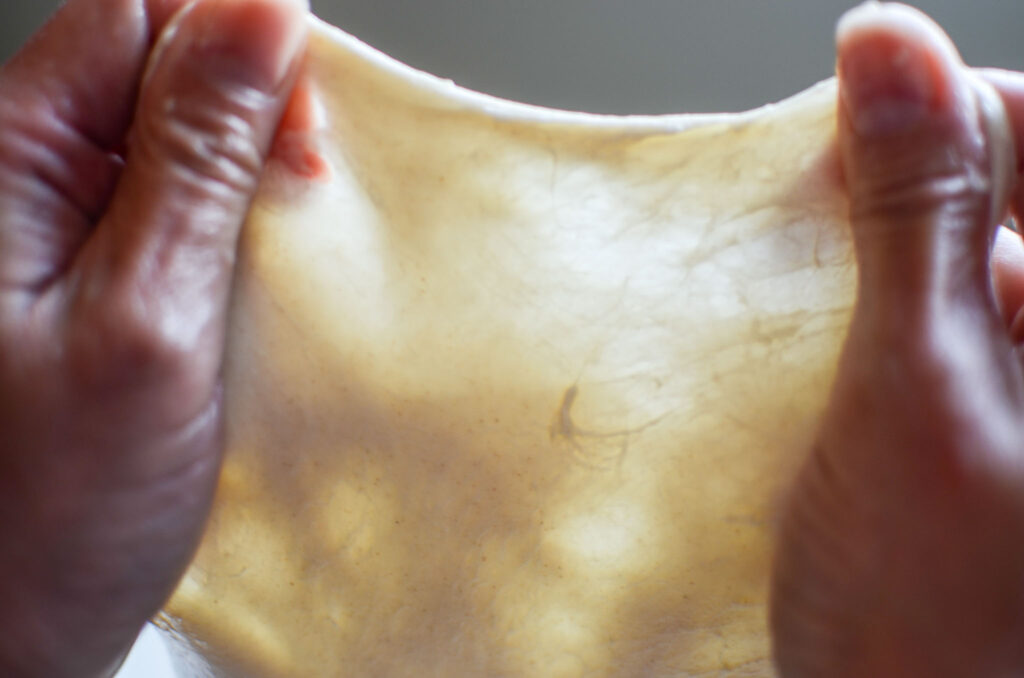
145,0,310,35
832,4,1011,331
835,2,963,138
837,2,960,61
144,0,197,33
129,0,311,192
183,0,308,94
84,0,312,333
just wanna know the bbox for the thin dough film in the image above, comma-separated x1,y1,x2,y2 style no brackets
156,15,854,678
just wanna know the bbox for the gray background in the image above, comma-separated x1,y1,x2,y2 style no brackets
2,1,1024,114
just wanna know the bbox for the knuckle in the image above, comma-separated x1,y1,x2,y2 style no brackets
67,284,207,394
0,104,121,229
110,309,187,376
851,165,991,225
850,129,995,224
135,78,272,199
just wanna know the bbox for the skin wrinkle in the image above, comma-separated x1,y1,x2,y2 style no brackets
0,1,159,297
3,103,123,225
146,96,268,199
135,9,281,202
5,0,145,151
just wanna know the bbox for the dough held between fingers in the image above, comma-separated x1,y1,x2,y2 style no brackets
158,14,862,678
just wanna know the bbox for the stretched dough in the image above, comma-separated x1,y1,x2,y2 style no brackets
156,15,853,678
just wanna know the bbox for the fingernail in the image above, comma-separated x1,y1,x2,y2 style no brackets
837,8,936,137
194,0,308,92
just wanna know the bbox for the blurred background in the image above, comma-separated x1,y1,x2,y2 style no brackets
2,0,1024,676
3,1,1024,114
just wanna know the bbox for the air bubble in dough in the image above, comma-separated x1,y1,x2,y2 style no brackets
156,15,855,678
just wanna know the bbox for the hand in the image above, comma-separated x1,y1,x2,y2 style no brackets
0,0,306,676
771,4,1024,676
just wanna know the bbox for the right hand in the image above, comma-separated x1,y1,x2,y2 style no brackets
771,4,1024,676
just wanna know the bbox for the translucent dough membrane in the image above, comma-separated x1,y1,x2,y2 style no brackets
157,15,853,678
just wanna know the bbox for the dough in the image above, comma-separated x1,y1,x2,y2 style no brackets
155,14,853,678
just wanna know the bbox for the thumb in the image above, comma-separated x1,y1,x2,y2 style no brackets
837,3,1015,329
64,0,307,412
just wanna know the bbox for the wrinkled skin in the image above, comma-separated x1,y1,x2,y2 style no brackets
770,5,1024,677
4,1,1024,677
0,0,306,676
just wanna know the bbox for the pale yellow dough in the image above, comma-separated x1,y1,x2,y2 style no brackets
156,15,855,678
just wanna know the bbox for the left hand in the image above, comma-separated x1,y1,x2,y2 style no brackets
0,1,307,676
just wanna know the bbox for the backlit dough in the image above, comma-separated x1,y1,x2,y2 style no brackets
155,15,855,678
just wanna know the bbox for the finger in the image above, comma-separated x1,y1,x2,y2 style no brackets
1,0,188,150
991,226,1024,329
978,68,1024,229
62,0,308,413
837,3,1015,331
0,0,192,292
975,66,1024,345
